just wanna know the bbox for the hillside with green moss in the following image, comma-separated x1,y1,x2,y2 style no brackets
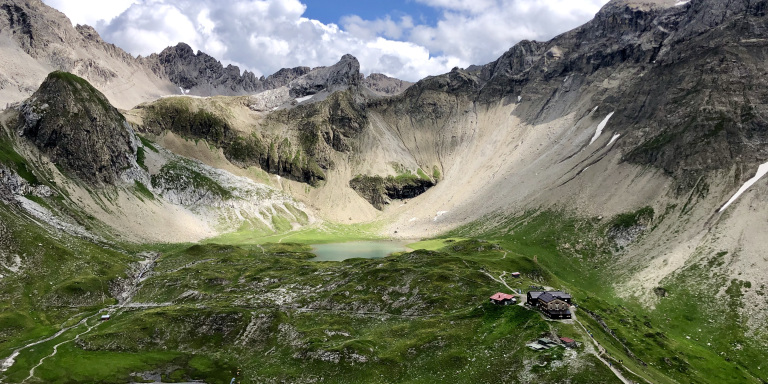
2,0,768,383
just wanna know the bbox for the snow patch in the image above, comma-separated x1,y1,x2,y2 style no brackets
675,0,690,6
517,95,522,102
178,87,190,95
719,162,768,212
591,106,599,114
589,112,615,145
296,95,314,103
409,217,417,222
433,211,448,221
607,133,621,147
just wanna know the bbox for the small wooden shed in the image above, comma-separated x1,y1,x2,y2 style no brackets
560,337,577,348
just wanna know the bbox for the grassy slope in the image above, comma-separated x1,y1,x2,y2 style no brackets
0,203,134,361
2,129,762,384
446,210,767,384
2,234,620,383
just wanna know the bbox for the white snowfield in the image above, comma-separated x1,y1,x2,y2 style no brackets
719,162,768,212
607,133,621,147
589,112,615,145
296,95,315,103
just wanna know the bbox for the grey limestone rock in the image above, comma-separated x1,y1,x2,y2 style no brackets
17,71,141,186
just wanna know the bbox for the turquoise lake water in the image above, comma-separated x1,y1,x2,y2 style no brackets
310,241,409,261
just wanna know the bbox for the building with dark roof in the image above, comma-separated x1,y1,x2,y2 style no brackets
526,290,573,319
526,291,544,305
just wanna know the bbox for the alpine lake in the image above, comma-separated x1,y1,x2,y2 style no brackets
309,240,410,261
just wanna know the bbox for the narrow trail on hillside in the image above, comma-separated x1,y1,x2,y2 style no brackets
2,253,160,383
22,319,100,383
480,270,515,292
572,312,642,384
0,312,87,382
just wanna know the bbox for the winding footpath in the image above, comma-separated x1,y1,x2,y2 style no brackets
571,312,635,384
481,270,515,292
22,320,100,383
0,253,159,383
0,312,87,381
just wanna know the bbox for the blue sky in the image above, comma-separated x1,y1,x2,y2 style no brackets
302,0,440,26
42,0,610,81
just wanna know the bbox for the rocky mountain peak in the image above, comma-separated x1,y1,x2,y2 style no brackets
363,73,413,95
16,71,141,186
75,24,101,41
288,54,363,98
600,0,680,12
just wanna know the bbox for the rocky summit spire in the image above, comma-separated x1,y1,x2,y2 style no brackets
16,71,141,186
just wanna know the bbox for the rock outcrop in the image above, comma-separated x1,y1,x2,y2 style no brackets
0,0,176,109
349,175,435,210
16,71,142,186
149,43,312,96
150,46,410,98
287,54,363,98
362,73,413,96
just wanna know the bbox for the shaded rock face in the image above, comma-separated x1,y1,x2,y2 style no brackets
398,0,768,182
17,71,138,186
263,66,312,90
151,47,405,99
363,73,413,96
152,43,264,94
151,43,363,97
350,175,435,210
288,54,363,98
1,3,35,52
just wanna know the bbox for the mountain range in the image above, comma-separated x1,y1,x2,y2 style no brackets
0,0,767,383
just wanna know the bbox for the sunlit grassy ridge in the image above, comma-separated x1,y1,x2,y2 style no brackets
3,206,764,383
2,227,619,383
447,210,767,384
206,221,386,246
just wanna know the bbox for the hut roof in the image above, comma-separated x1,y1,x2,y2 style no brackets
490,292,515,301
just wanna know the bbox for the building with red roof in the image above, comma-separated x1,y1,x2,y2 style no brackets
560,337,577,348
489,292,516,305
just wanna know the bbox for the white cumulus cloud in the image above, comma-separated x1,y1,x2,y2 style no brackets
43,0,137,26
42,0,609,81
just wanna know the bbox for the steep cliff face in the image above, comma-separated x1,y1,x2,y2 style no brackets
150,43,312,96
150,45,411,98
0,0,176,108
362,73,413,96
472,0,768,179
349,174,435,210
16,71,142,186
133,55,373,187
